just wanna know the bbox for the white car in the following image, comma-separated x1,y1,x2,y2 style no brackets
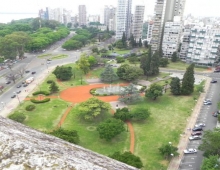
204,99,211,103
189,136,202,140
194,123,205,128
184,148,197,154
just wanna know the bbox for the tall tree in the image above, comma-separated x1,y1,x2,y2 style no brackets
199,128,220,157
181,63,195,95
150,51,160,76
49,81,59,93
77,54,90,74
145,83,163,100
171,52,178,62
121,32,126,47
109,151,143,168
100,64,118,83
138,38,142,47
158,45,163,58
140,46,152,76
170,77,181,95
97,118,125,141
144,41,148,48
130,34,135,48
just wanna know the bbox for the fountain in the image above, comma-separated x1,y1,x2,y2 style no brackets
96,84,124,95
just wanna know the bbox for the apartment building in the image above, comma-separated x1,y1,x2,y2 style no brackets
162,17,182,57
187,26,220,64
132,5,145,41
147,21,154,43
79,5,87,26
116,0,132,39
179,27,190,59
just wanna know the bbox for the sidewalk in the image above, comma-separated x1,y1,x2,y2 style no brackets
168,77,211,170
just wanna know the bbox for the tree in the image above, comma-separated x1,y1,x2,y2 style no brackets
171,52,178,62
158,143,179,160
158,45,163,58
77,54,90,74
78,97,111,121
5,71,18,84
150,51,160,75
140,46,151,76
118,84,141,104
49,81,59,93
67,22,72,28
53,66,73,81
181,64,195,95
109,151,143,168
170,77,181,95
16,67,26,78
121,32,126,47
138,38,142,47
100,64,118,83
201,155,220,170
116,56,125,63
117,64,143,82
49,128,79,144
97,118,125,141
199,128,220,157
88,55,97,68
144,41,148,48
129,34,135,48
131,107,151,121
8,112,26,123
115,40,124,49
114,107,132,121
159,58,169,67
92,47,99,54
145,84,163,100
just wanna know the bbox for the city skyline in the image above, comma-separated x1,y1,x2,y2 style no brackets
1,0,220,23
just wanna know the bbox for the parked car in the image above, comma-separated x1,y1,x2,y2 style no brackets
211,80,217,83
184,148,197,154
16,91,21,94
11,95,16,98
47,59,52,61
191,131,202,136
194,123,206,128
17,85,21,88
31,71,36,74
204,99,211,103
6,81,11,84
214,70,220,72
192,127,203,131
213,111,220,117
204,101,212,105
25,70,30,73
189,136,202,140
23,84,28,87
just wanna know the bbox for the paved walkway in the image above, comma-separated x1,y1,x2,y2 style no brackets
168,77,211,170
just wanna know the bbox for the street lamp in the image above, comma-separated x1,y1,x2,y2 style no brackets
14,92,21,104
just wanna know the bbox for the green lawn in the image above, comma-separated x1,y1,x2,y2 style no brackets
129,92,197,170
37,53,51,58
166,60,208,72
51,54,68,60
11,99,69,131
61,106,130,156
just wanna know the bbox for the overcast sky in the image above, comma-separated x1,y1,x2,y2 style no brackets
0,0,220,23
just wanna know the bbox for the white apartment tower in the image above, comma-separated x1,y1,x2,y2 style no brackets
132,5,145,41
116,0,132,39
179,27,191,59
151,0,186,52
79,5,87,26
186,26,220,65
147,21,154,43
162,17,182,57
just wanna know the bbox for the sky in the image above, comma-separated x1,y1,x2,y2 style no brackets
0,0,220,23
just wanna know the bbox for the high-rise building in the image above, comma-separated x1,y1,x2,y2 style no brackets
132,5,145,41
179,26,191,59
79,5,87,26
116,0,132,39
147,21,154,42
151,0,186,52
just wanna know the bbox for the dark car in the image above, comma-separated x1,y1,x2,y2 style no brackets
25,70,30,73
213,111,220,117
47,59,52,61
16,91,21,94
31,71,36,74
17,85,21,88
23,84,28,87
192,127,203,131
214,70,220,72
11,95,16,98
6,81,11,84
191,131,202,136
211,80,217,83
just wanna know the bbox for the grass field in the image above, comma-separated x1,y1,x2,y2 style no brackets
61,106,130,156
37,53,51,58
51,54,68,60
130,91,196,170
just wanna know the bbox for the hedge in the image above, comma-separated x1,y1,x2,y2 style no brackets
47,80,54,84
25,105,36,111
8,112,26,123
30,98,50,103
33,91,50,96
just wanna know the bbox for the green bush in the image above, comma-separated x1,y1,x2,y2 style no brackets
47,80,54,84
9,112,26,123
116,56,125,63
33,91,50,96
25,105,36,111
30,98,50,103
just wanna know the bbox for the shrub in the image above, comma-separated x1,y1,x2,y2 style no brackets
47,80,54,84
30,98,50,103
25,105,36,111
116,56,125,63
9,112,26,123
33,91,50,96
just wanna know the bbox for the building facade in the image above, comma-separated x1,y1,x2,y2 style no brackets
186,26,220,65
179,27,191,59
116,0,132,39
147,21,154,42
132,5,145,41
79,5,87,26
162,18,182,57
